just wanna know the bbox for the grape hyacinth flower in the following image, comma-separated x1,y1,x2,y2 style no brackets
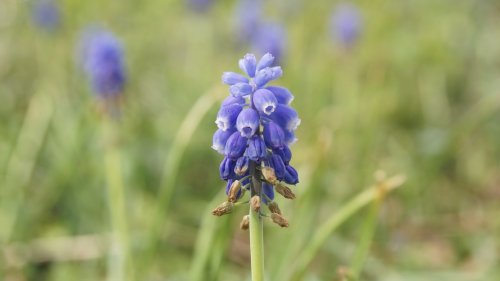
32,0,60,32
79,28,126,118
330,2,362,48
211,53,300,221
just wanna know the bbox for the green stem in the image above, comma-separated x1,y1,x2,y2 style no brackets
249,161,265,281
103,120,133,281
350,199,380,280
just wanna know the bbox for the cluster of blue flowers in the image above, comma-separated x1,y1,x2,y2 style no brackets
80,28,126,100
212,53,300,204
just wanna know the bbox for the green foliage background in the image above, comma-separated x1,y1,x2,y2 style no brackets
1,0,500,280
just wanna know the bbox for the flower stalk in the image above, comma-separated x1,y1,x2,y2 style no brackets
249,160,265,281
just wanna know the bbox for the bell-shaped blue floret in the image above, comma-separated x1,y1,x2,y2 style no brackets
212,128,236,154
263,121,285,149
253,89,278,115
236,108,260,138
266,86,294,105
269,154,286,180
215,104,242,131
220,157,236,180
224,131,248,159
245,136,267,161
269,104,301,132
284,130,298,146
284,165,299,185
273,146,292,165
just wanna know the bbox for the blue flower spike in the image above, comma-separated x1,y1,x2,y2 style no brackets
211,53,300,228
80,27,126,118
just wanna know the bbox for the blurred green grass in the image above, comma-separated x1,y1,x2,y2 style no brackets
1,0,500,280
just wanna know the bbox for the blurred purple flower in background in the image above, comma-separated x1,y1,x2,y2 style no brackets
234,0,263,40
234,0,287,64
32,0,60,31
330,2,362,47
252,22,287,64
79,28,126,99
187,0,213,13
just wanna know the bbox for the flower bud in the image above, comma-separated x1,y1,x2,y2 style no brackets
254,66,282,87
268,201,281,215
212,201,234,216
263,121,285,149
228,180,242,203
222,71,249,85
240,215,250,230
284,165,299,185
250,195,261,212
271,213,289,227
275,183,296,199
262,182,275,204
266,86,294,105
219,157,236,180
239,53,257,77
245,136,267,161
234,156,249,176
269,154,286,180
256,53,275,71
224,131,248,159
230,83,253,98
261,166,277,184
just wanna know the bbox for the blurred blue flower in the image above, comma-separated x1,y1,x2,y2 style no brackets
212,53,300,206
80,28,126,99
187,0,213,13
234,0,262,41
32,0,60,31
251,22,287,64
330,2,362,47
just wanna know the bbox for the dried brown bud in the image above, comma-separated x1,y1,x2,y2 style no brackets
275,183,296,199
268,201,282,215
228,180,242,203
261,167,277,184
240,215,250,230
250,195,261,212
271,213,289,227
211,201,234,216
